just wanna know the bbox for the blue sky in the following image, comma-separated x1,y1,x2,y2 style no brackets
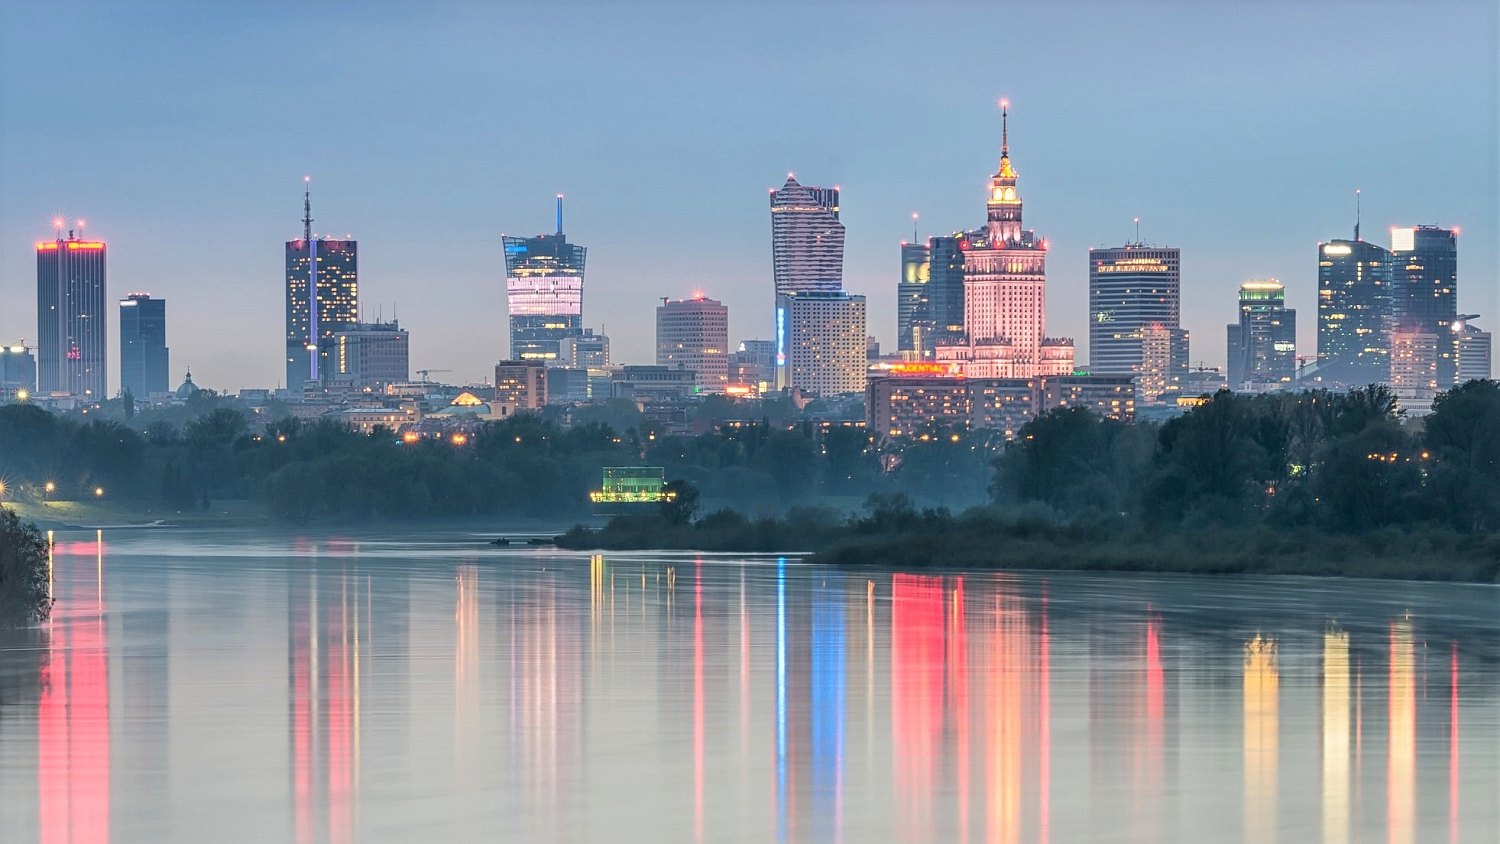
2,1,1495,391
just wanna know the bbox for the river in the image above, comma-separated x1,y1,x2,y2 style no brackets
0,527,1496,842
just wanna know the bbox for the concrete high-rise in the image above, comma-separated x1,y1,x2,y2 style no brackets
1227,280,1297,389
1088,243,1182,377
0,344,36,396
897,242,932,357
656,295,729,392
1391,225,1458,387
494,360,548,409
505,197,586,364
119,293,169,399
286,185,358,388
1137,325,1190,403
1456,315,1491,383
785,292,867,396
332,321,409,390
559,329,609,369
770,176,843,298
37,229,107,399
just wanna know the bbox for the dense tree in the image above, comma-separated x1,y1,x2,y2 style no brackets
0,507,51,625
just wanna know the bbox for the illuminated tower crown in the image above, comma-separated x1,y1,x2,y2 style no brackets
986,102,1023,245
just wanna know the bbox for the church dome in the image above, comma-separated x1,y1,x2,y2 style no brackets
175,369,198,399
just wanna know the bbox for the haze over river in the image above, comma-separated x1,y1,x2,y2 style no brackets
0,528,1496,842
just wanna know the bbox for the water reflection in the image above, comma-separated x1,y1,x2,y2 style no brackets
1,532,1498,843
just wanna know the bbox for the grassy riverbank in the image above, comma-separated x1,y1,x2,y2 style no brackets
558,508,1500,583
3,499,270,530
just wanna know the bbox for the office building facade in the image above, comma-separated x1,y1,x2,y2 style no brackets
1456,317,1491,383
1226,280,1297,389
656,295,729,391
1137,325,1190,404
1088,244,1182,376
285,190,358,387
925,235,967,347
1316,238,1391,384
494,360,548,409
784,292,867,396
119,293,169,399
1390,331,1439,411
505,199,586,363
37,231,108,399
770,176,843,297
1391,226,1458,388
333,321,409,390
559,329,609,369
0,344,36,395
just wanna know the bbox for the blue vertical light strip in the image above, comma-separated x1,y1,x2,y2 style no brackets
776,556,787,844
308,237,319,382
811,576,846,841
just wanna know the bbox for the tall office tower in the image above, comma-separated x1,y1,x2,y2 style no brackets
1391,226,1458,387
1317,203,1392,384
505,197,586,363
559,329,609,369
0,344,37,395
119,293,169,399
1088,243,1182,376
332,321,409,390
925,235,967,345
1137,325,1190,403
771,176,844,388
494,360,548,409
770,176,843,297
1226,280,1297,389
37,229,107,399
656,295,729,391
286,187,358,388
784,291,867,396
1455,315,1491,382
936,105,1059,379
898,242,932,356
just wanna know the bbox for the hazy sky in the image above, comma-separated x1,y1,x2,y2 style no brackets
2,1,1495,393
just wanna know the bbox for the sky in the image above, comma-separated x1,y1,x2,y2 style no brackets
1,1,1495,393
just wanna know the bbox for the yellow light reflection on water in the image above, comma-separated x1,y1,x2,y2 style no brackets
1244,634,1278,844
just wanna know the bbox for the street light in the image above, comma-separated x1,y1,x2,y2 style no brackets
94,487,104,498
44,481,55,499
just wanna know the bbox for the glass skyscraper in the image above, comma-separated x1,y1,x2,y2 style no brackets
1227,280,1297,388
1391,226,1458,387
1316,237,1391,384
37,230,107,399
120,293,169,399
505,199,586,363
897,242,931,356
285,189,358,387
770,176,843,297
1088,244,1183,377
926,235,967,345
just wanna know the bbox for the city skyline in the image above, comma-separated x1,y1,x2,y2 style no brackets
1,3,1494,392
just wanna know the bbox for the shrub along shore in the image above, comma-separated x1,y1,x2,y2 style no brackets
560,382,1500,583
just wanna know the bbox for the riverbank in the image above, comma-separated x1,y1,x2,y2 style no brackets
4,499,272,531
557,513,1500,583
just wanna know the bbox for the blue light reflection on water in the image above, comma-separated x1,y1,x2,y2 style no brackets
0,528,1498,843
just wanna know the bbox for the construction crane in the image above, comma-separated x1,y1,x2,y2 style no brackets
417,369,452,384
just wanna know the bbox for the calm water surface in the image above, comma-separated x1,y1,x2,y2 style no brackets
0,528,1497,843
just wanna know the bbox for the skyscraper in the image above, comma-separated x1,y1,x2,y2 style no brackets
505,197,586,363
785,292,867,396
1088,243,1183,377
656,295,729,391
37,228,107,399
925,235,967,345
935,104,1072,379
1455,315,1491,383
286,186,358,388
0,344,36,396
119,293,169,399
770,176,843,298
1391,225,1458,387
897,242,932,356
1137,325,1190,403
1227,280,1297,389
1317,200,1392,384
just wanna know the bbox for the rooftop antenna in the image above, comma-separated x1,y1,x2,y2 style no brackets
302,176,313,241
556,194,564,236
1134,217,1141,246
1000,99,1009,157
912,212,919,242
1354,189,1362,242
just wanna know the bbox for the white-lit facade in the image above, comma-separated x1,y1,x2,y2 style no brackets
785,292,866,396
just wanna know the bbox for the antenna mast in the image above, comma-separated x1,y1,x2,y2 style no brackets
1354,189,1362,242
302,177,313,241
